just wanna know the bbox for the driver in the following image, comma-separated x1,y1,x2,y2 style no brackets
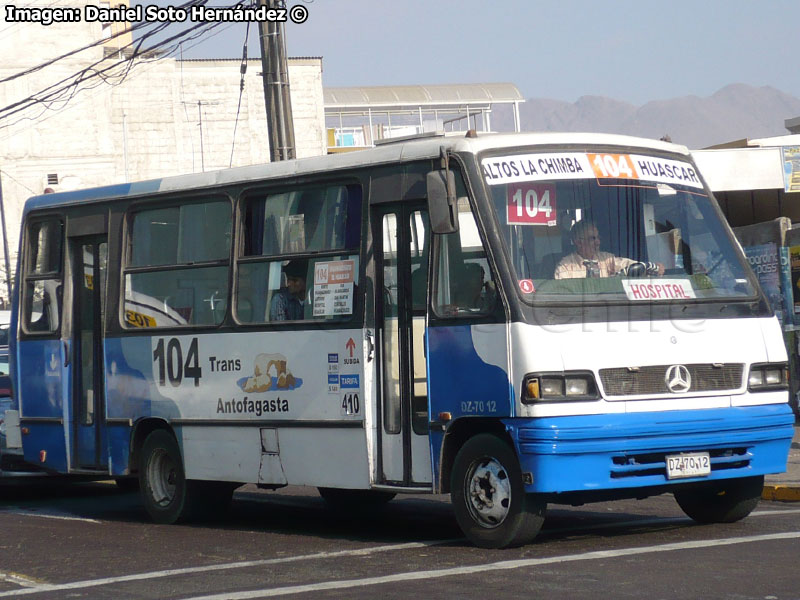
554,221,664,279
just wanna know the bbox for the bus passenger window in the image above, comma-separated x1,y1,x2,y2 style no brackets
433,198,496,317
23,219,63,334
236,184,362,324
123,200,231,328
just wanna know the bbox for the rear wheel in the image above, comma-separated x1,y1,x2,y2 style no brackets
451,433,545,548
139,430,190,524
138,430,237,523
674,475,764,523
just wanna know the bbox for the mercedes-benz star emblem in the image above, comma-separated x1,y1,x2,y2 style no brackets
665,364,691,393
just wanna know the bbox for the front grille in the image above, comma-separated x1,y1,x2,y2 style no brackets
610,447,751,479
599,363,744,396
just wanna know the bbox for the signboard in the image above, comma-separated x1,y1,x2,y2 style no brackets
744,243,788,325
506,183,556,226
482,152,703,189
313,260,355,317
621,279,696,301
783,146,800,193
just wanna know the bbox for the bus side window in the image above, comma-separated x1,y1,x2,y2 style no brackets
23,219,63,334
124,200,231,328
433,198,496,317
236,183,362,324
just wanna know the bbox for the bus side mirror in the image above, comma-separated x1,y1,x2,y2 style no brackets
426,170,459,235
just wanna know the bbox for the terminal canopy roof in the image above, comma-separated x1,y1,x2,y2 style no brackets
324,83,524,111
324,83,526,148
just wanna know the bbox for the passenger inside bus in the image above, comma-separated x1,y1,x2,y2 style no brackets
269,260,307,321
554,221,665,279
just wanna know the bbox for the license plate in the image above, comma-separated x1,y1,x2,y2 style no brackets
666,452,711,480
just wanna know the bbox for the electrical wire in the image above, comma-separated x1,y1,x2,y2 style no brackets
0,0,209,86
229,17,251,167
0,18,239,143
0,9,243,130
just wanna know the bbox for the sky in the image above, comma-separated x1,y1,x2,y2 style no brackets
163,0,800,106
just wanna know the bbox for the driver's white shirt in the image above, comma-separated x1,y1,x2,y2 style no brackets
554,251,635,279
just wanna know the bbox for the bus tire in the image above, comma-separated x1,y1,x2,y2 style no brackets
450,433,545,549
674,475,764,524
139,430,197,524
318,488,396,511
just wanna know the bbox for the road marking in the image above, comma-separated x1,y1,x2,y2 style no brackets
0,508,100,524
0,573,40,588
0,539,460,597
180,531,800,600
2,509,799,597
752,507,800,517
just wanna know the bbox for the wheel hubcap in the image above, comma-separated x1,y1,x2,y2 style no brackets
466,456,512,527
147,448,176,507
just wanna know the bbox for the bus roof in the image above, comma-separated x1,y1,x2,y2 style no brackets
23,132,690,213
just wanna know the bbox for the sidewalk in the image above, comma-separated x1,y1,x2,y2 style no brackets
763,424,800,501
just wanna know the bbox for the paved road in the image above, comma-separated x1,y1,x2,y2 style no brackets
1,482,799,599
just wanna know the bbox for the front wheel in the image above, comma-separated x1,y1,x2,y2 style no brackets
674,475,764,523
451,434,545,548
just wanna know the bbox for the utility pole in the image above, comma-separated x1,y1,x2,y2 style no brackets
258,0,296,162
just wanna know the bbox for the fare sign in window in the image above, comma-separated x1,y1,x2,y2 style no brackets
313,260,355,317
507,183,557,226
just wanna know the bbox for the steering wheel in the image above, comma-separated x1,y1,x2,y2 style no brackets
620,261,661,278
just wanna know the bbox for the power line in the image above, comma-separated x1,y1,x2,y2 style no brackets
0,18,239,143
0,10,240,129
0,0,208,87
229,17,252,167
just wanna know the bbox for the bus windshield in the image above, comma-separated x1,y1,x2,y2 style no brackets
481,150,757,303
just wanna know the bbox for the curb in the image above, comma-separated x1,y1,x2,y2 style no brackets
762,485,800,502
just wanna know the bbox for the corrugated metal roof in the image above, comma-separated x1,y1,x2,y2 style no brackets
324,83,524,109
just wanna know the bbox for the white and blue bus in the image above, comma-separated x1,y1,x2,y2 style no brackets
5,132,795,548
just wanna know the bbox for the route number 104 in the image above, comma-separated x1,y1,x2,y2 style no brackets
507,183,556,225
153,337,202,387
589,153,639,180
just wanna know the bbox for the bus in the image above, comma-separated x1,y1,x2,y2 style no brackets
5,131,795,548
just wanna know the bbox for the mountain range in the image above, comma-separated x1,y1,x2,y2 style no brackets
494,84,800,149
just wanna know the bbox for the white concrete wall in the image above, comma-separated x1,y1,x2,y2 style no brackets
0,6,325,303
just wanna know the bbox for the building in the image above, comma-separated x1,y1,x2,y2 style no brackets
0,3,325,304
692,118,800,228
323,83,524,152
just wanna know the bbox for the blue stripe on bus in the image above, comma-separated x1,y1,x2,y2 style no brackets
17,339,64,419
507,403,795,494
24,179,164,211
427,324,513,419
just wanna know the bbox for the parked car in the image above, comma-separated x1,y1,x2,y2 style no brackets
0,347,10,397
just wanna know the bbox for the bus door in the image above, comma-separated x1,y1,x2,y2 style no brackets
373,203,432,486
69,234,108,470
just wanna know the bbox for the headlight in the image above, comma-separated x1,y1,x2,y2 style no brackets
522,371,599,403
748,363,788,391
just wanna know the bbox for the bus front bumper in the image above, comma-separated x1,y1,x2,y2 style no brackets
506,404,795,495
